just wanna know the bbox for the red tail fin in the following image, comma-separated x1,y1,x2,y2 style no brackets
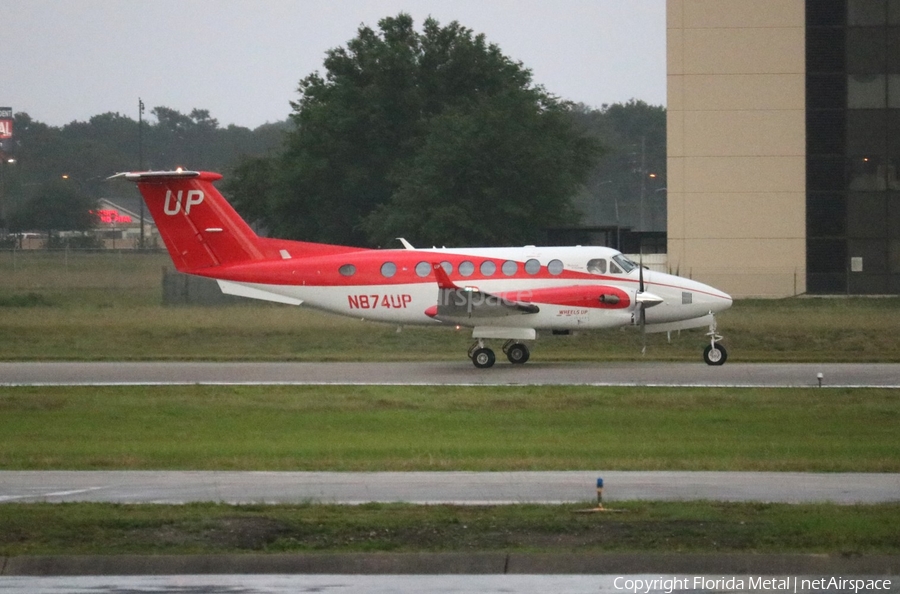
116,170,263,272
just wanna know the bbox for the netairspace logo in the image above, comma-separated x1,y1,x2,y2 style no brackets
612,576,894,594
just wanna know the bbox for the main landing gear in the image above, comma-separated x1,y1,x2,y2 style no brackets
468,339,530,369
703,315,728,366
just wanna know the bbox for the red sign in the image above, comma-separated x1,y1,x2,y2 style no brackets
0,119,11,140
94,209,133,224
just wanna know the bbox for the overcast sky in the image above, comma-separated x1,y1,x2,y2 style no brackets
3,0,665,129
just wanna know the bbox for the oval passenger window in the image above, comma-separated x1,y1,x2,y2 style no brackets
339,264,356,276
381,262,397,278
415,261,431,277
548,259,564,275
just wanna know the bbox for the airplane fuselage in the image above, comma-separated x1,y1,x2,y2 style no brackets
205,245,731,330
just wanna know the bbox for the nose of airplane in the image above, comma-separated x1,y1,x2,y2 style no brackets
702,284,733,313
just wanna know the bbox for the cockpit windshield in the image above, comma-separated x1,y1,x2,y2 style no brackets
612,254,638,274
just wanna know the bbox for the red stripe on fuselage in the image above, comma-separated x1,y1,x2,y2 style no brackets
189,246,726,304
193,249,604,287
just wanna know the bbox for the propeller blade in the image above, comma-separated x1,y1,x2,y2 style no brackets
638,253,647,354
639,253,645,293
640,304,647,355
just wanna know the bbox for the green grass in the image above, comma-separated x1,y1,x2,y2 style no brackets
0,249,899,361
0,294,898,362
1,501,898,556
1,385,897,471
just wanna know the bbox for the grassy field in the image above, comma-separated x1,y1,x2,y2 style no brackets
1,266,899,361
2,249,900,362
2,252,898,557
2,501,898,556
1,385,897,471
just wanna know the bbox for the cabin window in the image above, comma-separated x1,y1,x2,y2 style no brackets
587,259,606,274
339,264,356,276
480,261,497,276
415,261,431,277
610,261,623,274
459,260,475,277
525,259,541,275
548,259,564,275
381,262,397,278
440,261,454,275
502,260,518,276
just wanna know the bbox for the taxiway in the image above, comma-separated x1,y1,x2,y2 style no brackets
1,361,898,387
2,471,898,505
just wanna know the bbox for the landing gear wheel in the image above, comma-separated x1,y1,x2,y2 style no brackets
703,343,727,366
505,342,530,364
472,347,496,369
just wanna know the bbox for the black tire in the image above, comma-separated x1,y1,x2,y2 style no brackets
472,347,496,369
703,343,728,366
506,343,530,364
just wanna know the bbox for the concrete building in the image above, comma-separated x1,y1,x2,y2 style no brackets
667,0,900,297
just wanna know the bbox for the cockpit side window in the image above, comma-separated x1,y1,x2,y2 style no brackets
609,261,623,274
612,254,637,274
587,258,607,274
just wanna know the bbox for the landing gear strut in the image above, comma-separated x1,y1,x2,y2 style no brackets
467,339,531,368
703,315,728,365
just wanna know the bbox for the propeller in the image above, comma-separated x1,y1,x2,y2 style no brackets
638,254,647,353
634,253,663,354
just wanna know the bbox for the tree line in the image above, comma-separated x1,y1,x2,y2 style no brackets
0,13,664,248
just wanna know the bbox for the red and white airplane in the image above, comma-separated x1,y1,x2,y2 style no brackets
115,169,732,368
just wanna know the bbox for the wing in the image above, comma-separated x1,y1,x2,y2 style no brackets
425,263,540,320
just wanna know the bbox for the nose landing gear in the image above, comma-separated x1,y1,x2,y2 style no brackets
703,315,728,365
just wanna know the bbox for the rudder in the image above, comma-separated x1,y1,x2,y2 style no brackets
116,170,263,272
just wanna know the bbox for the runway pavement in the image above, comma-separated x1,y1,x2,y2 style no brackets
2,363,897,507
2,471,898,505
1,361,899,387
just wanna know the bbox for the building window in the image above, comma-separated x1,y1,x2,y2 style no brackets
848,74,886,107
848,0,888,25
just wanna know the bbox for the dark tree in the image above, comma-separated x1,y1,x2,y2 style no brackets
11,177,97,241
226,14,601,247
569,100,667,232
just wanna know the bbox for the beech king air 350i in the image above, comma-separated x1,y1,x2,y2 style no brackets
114,169,733,368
